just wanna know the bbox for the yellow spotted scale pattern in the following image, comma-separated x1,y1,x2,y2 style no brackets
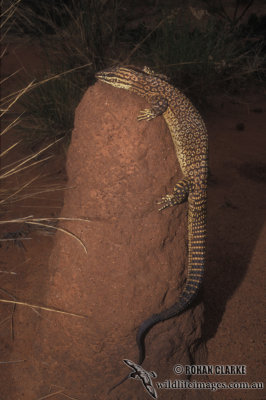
96,66,208,366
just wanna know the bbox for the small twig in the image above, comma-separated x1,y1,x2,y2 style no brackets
8,185,66,203
60,393,80,400
36,390,64,400
0,69,21,85
0,299,88,319
0,360,25,364
0,138,62,179
1,64,92,106
0,216,90,254
0,238,31,242
0,140,22,159
0,271,17,275
28,221,88,253
0,0,21,29
11,302,16,340
43,385,80,400
0,114,23,137
0,175,40,204
0,81,34,118
0,289,17,339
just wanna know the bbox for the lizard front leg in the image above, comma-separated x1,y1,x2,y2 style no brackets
158,178,192,211
137,96,168,121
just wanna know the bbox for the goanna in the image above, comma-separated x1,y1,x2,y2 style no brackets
96,65,208,367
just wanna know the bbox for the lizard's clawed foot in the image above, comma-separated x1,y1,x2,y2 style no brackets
157,194,176,211
137,109,156,121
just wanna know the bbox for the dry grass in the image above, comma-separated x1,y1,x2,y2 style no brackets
0,1,91,338
0,298,88,318
36,388,80,400
0,216,90,253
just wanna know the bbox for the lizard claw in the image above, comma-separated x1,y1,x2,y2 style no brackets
157,194,175,211
137,109,156,121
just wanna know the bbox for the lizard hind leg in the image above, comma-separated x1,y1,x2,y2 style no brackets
158,178,192,211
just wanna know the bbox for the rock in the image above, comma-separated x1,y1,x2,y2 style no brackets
17,81,208,399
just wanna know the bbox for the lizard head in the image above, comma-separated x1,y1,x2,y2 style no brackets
95,66,155,94
96,66,132,89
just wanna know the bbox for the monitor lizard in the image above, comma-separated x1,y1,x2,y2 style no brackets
95,65,208,388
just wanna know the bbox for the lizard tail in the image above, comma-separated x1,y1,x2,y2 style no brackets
136,195,206,365
136,294,197,365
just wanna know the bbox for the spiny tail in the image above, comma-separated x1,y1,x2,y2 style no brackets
137,196,206,364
